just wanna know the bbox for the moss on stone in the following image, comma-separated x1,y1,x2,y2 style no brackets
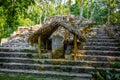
38,60,43,64
112,62,120,68
52,47,64,59
65,67,72,72
32,54,39,58
26,54,33,58
38,66,45,70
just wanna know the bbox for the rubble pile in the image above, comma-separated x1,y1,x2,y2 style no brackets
1,25,40,49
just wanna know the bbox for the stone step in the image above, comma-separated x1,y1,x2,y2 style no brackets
0,57,36,63
3,43,30,46
96,34,108,36
0,57,120,68
86,42,120,46
87,39,117,42
0,68,92,78
88,36,111,39
0,52,51,59
40,60,120,68
76,55,120,62
88,36,113,39
0,47,37,53
83,46,120,51
0,52,37,58
2,43,31,48
80,50,120,56
0,63,119,73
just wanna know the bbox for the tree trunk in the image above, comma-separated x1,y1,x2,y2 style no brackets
68,0,71,17
89,0,93,21
38,36,41,57
63,0,66,15
39,5,43,26
46,40,48,51
79,0,84,22
73,35,78,61
35,0,43,26
39,14,42,26
107,0,110,26
44,0,49,22
60,0,63,15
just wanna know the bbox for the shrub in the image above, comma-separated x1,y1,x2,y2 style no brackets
91,69,120,80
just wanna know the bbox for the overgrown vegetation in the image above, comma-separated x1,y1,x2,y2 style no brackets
112,62,120,68
91,69,120,80
0,0,120,40
0,73,74,80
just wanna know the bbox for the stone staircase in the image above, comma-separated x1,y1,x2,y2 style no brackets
0,27,120,79
77,28,120,63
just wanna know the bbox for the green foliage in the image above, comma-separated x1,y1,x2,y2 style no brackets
48,4,56,16
0,0,120,39
0,0,35,39
26,54,33,58
0,73,74,80
26,5,41,24
71,3,80,16
93,6,108,24
110,11,120,25
17,14,34,26
92,69,120,80
112,62,120,68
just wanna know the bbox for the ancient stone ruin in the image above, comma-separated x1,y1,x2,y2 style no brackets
0,25,40,50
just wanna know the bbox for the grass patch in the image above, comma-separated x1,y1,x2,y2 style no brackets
112,62,120,68
91,68,120,80
0,73,74,80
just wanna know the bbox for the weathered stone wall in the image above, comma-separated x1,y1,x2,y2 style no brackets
52,35,63,52
1,26,39,49
0,38,8,46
